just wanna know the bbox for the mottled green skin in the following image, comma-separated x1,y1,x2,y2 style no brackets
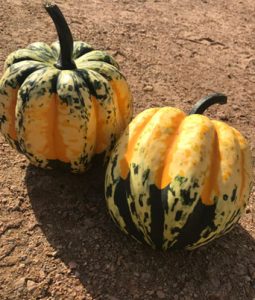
105,108,253,250
106,171,249,250
0,41,133,172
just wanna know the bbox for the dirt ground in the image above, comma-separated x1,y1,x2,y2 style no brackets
0,0,255,299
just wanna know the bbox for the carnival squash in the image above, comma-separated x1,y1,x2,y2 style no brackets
105,94,253,250
0,4,132,172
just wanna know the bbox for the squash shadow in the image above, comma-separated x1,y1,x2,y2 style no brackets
25,163,255,300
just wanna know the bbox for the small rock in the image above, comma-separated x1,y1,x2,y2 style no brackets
133,294,140,299
143,85,154,92
141,272,151,281
209,277,221,289
15,277,26,289
156,290,166,299
219,114,229,121
223,282,232,293
107,296,119,300
248,266,255,279
244,275,251,282
235,263,247,276
116,256,122,266
68,261,78,269
10,185,17,192
10,201,21,212
20,255,27,261
183,99,193,104
47,250,59,258
74,271,80,277
39,270,46,280
207,293,222,300
146,290,154,296
26,279,37,292
28,222,40,231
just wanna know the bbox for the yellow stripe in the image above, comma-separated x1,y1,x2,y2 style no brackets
232,128,252,207
120,109,159,180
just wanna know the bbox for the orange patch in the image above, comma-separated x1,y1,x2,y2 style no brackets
37,94,69,161
92,97,108,154
111,80,130,128
200,131,220,205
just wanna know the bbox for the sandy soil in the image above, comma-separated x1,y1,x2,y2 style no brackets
0,0,254,299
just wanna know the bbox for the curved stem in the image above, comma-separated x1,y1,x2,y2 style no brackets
45,3,76,70
189,93,227,115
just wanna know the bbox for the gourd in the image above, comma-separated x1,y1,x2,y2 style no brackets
0,4,132,172
105,94,253,250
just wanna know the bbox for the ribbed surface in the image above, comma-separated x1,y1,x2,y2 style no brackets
105,108,253,250
0,41,133,172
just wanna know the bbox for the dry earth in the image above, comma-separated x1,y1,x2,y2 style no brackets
0,0,255,299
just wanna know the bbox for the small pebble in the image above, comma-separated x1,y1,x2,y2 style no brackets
143,85,154,92
156,290,166,299
26,279,37,292
68,261,78,269
74,271,80,277
219,114,229,121
15,277,26,288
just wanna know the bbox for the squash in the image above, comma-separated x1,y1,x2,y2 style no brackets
0,4,132,172
105,94,253,250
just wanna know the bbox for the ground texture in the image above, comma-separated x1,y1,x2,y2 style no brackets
0,0,255,299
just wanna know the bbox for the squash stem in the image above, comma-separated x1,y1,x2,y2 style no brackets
189,93,227,115
45,3,76,70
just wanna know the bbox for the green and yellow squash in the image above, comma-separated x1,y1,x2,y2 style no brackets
105,94,253,250
0,4,132,172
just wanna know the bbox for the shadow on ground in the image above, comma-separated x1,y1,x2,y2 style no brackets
25,164,255,300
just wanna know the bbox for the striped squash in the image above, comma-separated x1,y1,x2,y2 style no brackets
105,94,253,250
0,4,132,172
